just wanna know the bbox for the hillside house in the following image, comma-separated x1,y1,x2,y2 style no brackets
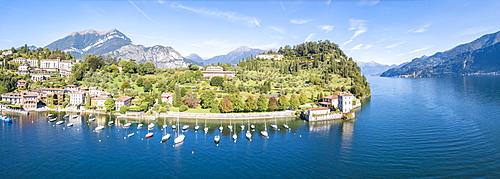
201,66,235,78
161,93,173,104
115,96,132,111
256,54,284,60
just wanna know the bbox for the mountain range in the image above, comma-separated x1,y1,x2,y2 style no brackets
44,28,265,68
356,61,397,76
381,30,500,77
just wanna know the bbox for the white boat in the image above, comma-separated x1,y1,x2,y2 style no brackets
108,121,114,126
67,123,74,127
182,125,189,130
228,125,233,131
72,115,78,119
194,125,200,131
161,134,171,142
95,125,105,131
145,132,154,138
63,115,69,118
246,131,252,140
260,120,269,138
56,121,64,125
162,124,168,129
174,134,185,144
148,123,155,130
47,114,53,118
128,133,135,137
283,124,289,129
219,126,223,132
204,127,209,134
49,118,56,122
232,133,238,141
250,124,255,129
124,123,132,128
271,124,278,130
171,125,177,129
214,135,220,143
240,125,245,130
88,117,95,123
137,123,143,129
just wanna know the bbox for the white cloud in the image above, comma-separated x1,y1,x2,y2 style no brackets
0,39,13,43
364,44,374,49
289,19,314,25
171,3,260,27
129,0,162,25
318,25,334,32
349,19,368,39
156,0,165,4
357,0,380,6
385,41,406,49
341,39,353,46
270,26,285,33
351,44,363,51
407,24,431,33
304,33,315,42
396,53,405,56
455,27,491,37
409,45,435,54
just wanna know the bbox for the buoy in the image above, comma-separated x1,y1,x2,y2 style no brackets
299,135,302,137
192,151,194,154
124,137,126,139
99,140,101,142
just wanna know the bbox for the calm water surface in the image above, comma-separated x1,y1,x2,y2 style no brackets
1,76,499,178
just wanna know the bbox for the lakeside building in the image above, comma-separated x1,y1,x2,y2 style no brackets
1,91,38,110
338,93,354,113
115,96,132,111
319,94,339,109
256,54,284,60
92,96,109,110
69,91,86,106
201,66,235,78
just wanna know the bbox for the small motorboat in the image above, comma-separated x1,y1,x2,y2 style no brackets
88,117,96,123
260,130,269,138
214,135,220,143
137,123,143,129
47,114,53,118
124,122,132,128
145,132,154,138
48,118,57,122
161,134,171,142
95,125,105,131
1,116,12,123
67,123,74,127
171,125,177,129
162,124,168,129
108,121,114,126
194,125,200,131
240,125,245,130
174,134,185,144
182,125,189,130
148,123,155,130
56,121,64,125
127,133,135,137
250,124,255,129
63,115,69,119
271,124,278,130
232,133,238,141
283,124,289,129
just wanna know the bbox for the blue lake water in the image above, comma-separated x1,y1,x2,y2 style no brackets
1,76,499,178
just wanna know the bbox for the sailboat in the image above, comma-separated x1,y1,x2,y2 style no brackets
260,120,269,138
219,120,223,132
95,125,105,131
56,120,64,125
124,122,132,128
240,124,245,130
162,117,167,129
148,123,155,130
194,116,200,131
283,119,290,129
232,132,237,142
214,135,220,143
137,115,143,129
182,125,189,130
145,132,154,138
161,133,171,142
228,118,233,131
67,123,74,127
271,117,278,130
204,119,209,134
246,121,252,141
174,113,185,144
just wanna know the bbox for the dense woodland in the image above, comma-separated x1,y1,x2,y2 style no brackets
0,40,370,114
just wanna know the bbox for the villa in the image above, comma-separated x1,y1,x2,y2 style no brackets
115,96,132,111
201,66,235,78
256,54,284,60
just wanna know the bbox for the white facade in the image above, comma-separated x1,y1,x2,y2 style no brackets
69,92,86,106
40,59,59,69
338,94,354,113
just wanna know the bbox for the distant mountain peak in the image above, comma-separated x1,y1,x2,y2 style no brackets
69,28,119,36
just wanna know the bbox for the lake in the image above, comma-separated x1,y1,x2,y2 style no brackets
1,76,499,178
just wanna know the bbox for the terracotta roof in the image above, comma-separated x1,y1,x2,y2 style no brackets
17,79,27,82
340,93,354,96
115,96,132,102
323,95,338,99
308,107,331,111
93,96,109,100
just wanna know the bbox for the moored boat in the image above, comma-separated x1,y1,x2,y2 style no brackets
145,132,154,138
283,124,289,129
124,122,132,128
246,131,252,141
271,124,278,130
161,134,171,142
1,116,13,123
127,133,135,137
137,123,143,129
56,121,64,125
95,125,105,131
232,133,237,141
49,118,57,122
148,123,155,130
174,134,185,144
108,121,114,126
214,135,220,143
182,125,189,130
67,123,74,127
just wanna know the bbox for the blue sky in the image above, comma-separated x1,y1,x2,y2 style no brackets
1,0,500,65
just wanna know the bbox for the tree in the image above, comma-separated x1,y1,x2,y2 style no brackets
156,81,167,93
229,93,244,112
268,97,278,111
85,94,91,109
104,98,115,112
290,94,300,110
173,84,183,107
183,93,199,108
121,81,131,91
219,96,234,113
200,90,216,109
278,95,290,109
143,79,152,92
135,77,144,87
244,95,257,112
299,92,308,104
179,105,189,112
257,94,268,112
210,76,224,87
119,105,128,114
189,65,200,70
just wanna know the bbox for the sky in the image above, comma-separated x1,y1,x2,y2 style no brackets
1,0,500,65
